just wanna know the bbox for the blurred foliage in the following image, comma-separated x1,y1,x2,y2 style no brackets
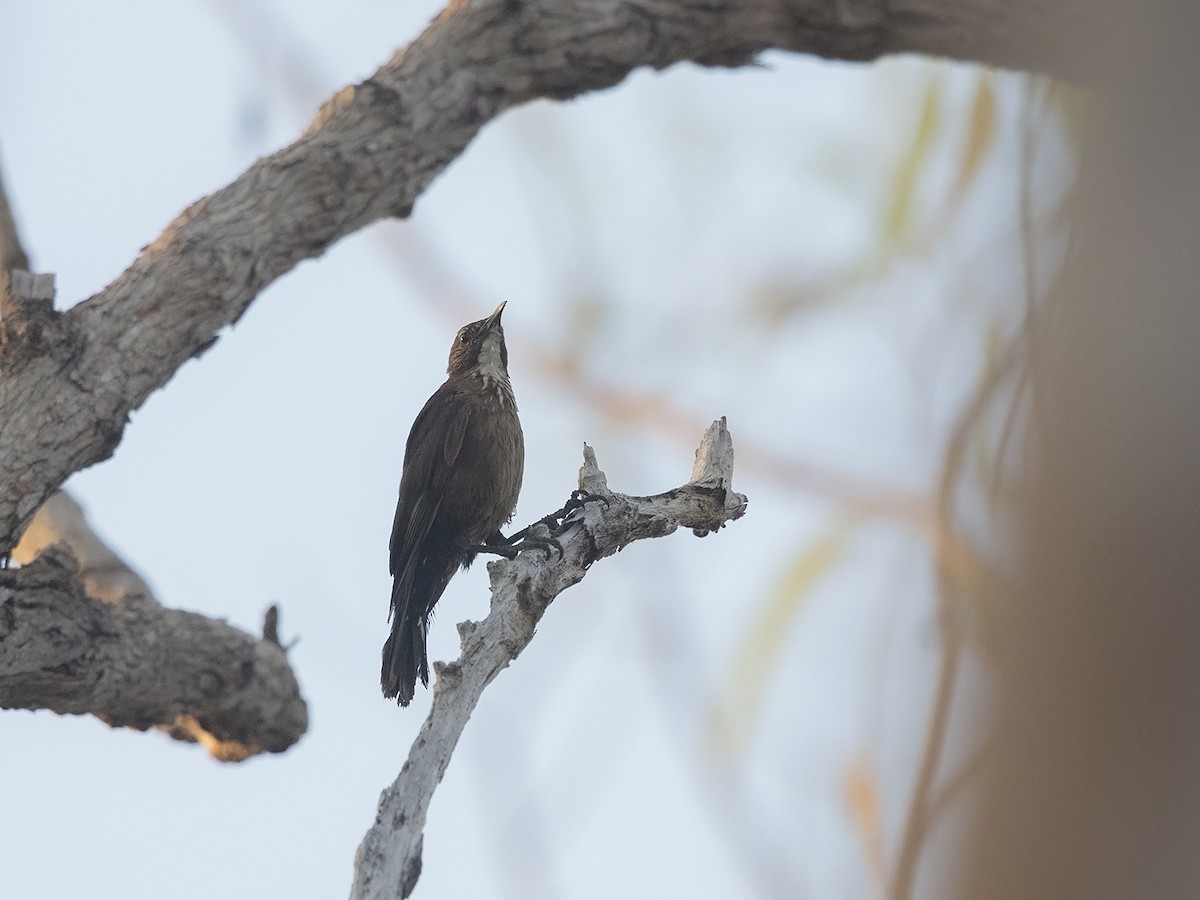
708,516,859,760
885,78,943,246
944,77,997,227
844,756,886,889
751,73,1000,327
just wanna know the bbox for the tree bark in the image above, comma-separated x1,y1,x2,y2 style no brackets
0,269,308,760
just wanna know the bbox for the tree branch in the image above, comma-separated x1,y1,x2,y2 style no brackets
13,491,153,603
0,536,307,762
350,419,747,900
0,276,308,761
0,0,1086,550
0,142,309,760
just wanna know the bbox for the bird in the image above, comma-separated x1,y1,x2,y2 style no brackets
383,301,525,705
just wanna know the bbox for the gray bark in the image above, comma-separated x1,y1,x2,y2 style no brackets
3,490,308,760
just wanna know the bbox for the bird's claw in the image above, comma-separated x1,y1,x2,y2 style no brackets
515,534,564,561
531,490,611,537
551,490,610,534
475,530,564,562
478,491,609,562
569,488,611,510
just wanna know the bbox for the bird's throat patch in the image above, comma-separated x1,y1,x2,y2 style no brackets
475,332,510,400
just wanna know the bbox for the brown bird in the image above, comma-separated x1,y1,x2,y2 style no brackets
383,302,524,705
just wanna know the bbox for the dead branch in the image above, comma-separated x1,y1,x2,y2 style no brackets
350,419,747,900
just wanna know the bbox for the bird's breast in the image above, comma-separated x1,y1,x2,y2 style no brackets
451,393,524,542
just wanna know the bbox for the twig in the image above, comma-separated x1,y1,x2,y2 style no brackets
926,741,992,825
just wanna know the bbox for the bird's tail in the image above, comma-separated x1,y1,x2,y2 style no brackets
382,609,427,706
383,558,457,705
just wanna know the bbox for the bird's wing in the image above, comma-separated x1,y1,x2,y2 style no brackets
389,385,472,579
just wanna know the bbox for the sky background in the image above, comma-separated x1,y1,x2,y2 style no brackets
0,3,1055,898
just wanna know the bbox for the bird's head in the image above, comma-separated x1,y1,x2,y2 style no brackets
447,301,510,383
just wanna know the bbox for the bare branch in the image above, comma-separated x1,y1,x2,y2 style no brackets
0,155,147,602
13,491,153,602
0,541,307,762
351,419,747,900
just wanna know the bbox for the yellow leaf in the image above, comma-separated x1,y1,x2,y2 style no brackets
884,79,942,245
944,75,997,217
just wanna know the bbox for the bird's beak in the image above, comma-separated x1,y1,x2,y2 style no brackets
484,301,506,329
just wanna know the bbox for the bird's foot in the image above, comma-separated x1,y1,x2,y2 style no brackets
532,489,614,540
474,528,563,561
544,489,610,536
474,492,609,562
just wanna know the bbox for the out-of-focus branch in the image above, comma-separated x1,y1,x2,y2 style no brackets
372,219,935,528
13,491,153,602
0,542,307,762
950,3,1200,894
0,161,29,278
890,336,1022,900
351,420,747,900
